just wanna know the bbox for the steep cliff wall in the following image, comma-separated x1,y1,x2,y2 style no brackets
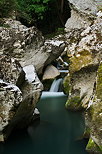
63,0,102,153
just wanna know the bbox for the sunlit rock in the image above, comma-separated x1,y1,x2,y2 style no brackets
42,65,60,80
65,0,102,31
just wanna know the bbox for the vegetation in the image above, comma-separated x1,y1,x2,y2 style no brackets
16,0,53,26
0,0,70,34
0,0,17,17
86,138,102,153
0,0,53,22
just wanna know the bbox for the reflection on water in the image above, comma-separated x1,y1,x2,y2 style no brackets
0,92,88,154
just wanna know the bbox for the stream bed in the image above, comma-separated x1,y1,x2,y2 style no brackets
0,92,88,154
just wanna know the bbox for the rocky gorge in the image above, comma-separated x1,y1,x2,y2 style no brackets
0,0,102,153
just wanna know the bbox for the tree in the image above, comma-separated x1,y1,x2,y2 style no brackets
16,0,53,26
0,0,17,17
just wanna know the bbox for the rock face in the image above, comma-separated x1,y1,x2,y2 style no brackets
63,2,102,152
0,56,43,142
0,18,65,74
64,13,102,110
65,0,101,31
0,17,65,142
0,79,22,142
85,62,102,153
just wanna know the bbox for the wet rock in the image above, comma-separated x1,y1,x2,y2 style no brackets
63,74,70,95
32,108,40,121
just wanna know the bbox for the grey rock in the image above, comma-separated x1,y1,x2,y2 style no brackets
64,11,102,152
21,39,65,74
68,0,98,15
0,57,43,142
0,55,22,84
65,12,102,109
0,19,65,75
0,18,65,142
0,79,22,141
65,0,102,31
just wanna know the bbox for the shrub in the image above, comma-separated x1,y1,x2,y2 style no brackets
0,0,17,17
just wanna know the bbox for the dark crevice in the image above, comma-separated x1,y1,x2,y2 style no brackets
37,0,71,35
17,0,71,36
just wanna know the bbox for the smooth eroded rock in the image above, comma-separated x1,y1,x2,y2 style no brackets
42,65,60,80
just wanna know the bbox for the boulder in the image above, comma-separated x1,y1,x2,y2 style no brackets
0,56,43,142
0,18,65,74
42,65,60,80
20,38,65,74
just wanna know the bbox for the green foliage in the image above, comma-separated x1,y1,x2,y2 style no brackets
0,0,17,17
86,138,102,153
16,0,55,25
0,0,55,21
0,0,66,34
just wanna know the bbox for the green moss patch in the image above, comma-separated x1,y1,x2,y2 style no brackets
96,62,102,100
63,75,70,95
65,96,83,111
86,138,102,153
83,127,90,138
69,50,92,73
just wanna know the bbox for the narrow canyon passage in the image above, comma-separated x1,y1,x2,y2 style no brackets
0,91,88,154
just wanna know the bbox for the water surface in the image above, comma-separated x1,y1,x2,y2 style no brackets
0,92,88,154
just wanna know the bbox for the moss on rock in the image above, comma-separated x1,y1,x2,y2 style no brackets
65,96,83,111
63,75,70,95
69,50,92,73
85,63,102,153
83,127,90,138
86,138,102,154
96,62,102,100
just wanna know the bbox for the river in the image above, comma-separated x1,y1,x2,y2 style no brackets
0,91,88,154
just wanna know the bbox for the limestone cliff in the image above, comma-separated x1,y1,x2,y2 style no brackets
63,0,102,153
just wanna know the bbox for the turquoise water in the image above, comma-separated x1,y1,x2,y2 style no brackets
0,92,88,154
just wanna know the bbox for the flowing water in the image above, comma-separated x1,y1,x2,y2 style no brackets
49,78,63,92
0,80,88,154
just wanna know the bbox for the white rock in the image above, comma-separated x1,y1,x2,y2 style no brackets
23,65,36,82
